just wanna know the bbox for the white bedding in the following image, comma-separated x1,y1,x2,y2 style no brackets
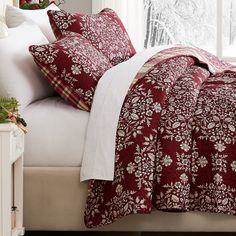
81,46,171,182
23,96,89,167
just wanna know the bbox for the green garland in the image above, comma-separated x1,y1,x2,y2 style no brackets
0,97,19,123
20,2,50,10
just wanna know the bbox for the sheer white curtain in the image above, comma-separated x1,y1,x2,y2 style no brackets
0,0,9,20
0,0,18,21
92,0,144,52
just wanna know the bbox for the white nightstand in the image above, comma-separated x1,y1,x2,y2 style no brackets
0,124,25,236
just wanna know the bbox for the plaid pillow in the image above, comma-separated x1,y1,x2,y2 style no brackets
47,8,136,66
29,32,112,111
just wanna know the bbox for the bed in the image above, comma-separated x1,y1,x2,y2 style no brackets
1,0,236,232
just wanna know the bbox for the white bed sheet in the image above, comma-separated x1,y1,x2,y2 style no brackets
22,96,89,167
81,46,172,182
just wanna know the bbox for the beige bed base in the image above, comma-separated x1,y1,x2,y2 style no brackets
24,167,236,232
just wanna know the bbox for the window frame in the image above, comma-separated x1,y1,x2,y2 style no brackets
212,0,235,62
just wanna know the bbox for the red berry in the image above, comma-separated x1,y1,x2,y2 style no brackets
32,5,40,10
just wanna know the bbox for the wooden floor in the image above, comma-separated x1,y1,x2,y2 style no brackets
25,232,236,236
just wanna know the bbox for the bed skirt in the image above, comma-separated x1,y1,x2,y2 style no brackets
24,167,236,232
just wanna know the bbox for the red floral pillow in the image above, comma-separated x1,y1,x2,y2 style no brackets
47,8,136,66
29,32,112,111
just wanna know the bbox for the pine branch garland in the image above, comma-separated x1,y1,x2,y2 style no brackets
20,2,49,10
0,97,19,123
0,97,27,133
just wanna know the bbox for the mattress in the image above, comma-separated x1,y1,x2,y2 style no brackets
22,96,89,167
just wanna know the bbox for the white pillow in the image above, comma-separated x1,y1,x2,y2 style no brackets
0,22,54,111
5,4,60,42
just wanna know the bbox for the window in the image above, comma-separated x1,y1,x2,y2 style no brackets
144,0,236,62
223,0,236,60
92,0,236,60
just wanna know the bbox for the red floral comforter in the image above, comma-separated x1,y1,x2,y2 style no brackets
84,47,236,228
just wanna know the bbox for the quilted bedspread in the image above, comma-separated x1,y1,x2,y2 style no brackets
84,47,236,228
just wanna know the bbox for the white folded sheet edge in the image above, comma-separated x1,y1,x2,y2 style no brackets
80,46,172,182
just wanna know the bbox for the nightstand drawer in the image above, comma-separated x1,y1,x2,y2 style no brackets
11,129,24,164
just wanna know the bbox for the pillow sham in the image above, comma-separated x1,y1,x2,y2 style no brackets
6,4,60,42
0,22,54,111
47,8,136,66
29,32,112,111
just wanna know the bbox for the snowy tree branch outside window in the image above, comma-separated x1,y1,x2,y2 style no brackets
144,0,236,60
144,0,216,52
223,0,236,58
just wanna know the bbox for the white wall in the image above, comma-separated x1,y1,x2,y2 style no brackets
60,0,92,13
